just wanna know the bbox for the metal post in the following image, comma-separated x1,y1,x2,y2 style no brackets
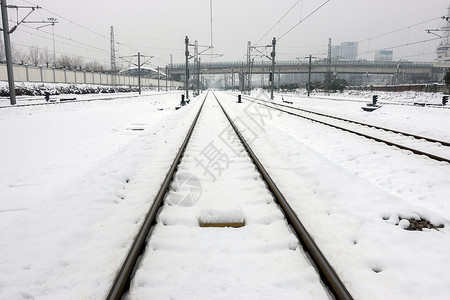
185,36,189,99
231,67,234,91
165,66,168,91
1,0,16,105
270,37,276,100
170,54,173,91
326,37,331,95
308,55,312,97
50,19,56,67
240,62,244,93
157,67,160,92
197,57,201,96
138,52,141,94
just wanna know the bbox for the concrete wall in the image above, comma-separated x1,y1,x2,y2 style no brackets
0,63,183,87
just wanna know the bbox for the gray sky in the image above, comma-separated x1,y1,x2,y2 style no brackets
7,0,450,68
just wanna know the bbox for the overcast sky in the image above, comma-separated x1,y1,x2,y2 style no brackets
6,0,450,68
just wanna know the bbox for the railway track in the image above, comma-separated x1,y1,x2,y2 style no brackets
284,94,450,109
107,91,353,299
236,93,450,164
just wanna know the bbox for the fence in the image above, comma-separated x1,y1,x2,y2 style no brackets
0,63,183,88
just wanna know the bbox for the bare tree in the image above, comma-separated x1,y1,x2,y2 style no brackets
72,56,84,70
29,46,41,66
85,61,105,72
14,48,29,65
40,47,52,68
56,55,73,69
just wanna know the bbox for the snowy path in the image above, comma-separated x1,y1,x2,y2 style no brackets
219,91,450,299
126,92,329,299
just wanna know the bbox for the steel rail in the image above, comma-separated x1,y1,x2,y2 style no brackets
106,92,208,300
212,92,353,300
242,94,450,147
286,94,450,109
239,95,450,164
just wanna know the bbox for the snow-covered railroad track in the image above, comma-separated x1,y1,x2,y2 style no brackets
240,94,450,164
282,94,450,109
107,91,352,299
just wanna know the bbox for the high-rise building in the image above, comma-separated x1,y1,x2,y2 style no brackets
331,45,340,60
375,50,393,61
436,3,450,62
339,42,358,60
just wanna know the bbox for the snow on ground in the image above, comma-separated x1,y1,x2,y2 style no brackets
126,95,329,299
220,90,450,299
0,91,204,298
280,90,450,142
0,88,449,299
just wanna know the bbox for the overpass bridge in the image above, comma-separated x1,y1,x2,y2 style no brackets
168,60,449,83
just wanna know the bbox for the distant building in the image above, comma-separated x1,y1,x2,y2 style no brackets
436,4,450,62
375,50,393,61
339,42,358,60
331,45,340,60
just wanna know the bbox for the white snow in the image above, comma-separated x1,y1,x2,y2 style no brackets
199,205,245,226
220,90,450,299
126,94,329,299
0,88,449,299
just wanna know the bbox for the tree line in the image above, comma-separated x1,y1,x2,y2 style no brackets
0,43,112,72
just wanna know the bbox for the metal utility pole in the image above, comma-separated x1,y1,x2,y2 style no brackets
1,3,50,105
194,40,199,95
157,67,160,92
209,0,213,61
231,67,234,91
47,17,57,68
308,55,313,97
137,52,141,94
270,37,276,100
170,54,173,90
185,36,189,99
326,37,332,95
110,25,116,86
36,17,58,67
240,62,244,93
165,66,168,91
197,57,201,96
119,53,152,94
1,0,16,105
246,41,251,93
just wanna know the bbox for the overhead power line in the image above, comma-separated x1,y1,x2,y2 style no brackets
18,0,158,62
358,36,441,57
278,0,331,41
20,0,109,40
356,17,441,44
255,0,303,45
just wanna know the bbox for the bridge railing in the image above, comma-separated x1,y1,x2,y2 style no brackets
170,60,434,70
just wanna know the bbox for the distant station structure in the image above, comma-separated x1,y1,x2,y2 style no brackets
118,67,167,79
